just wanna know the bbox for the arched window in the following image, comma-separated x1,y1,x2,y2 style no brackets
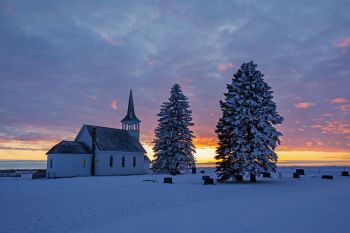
110,155,113,167
50,159,53,168
133,156,136,167
122,156,125,167
82,160,85,168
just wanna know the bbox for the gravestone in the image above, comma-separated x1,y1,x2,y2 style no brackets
296,169,305,175
341,171,349,176
203,178,214,185
164,177,173,184
322,175,333,179
293,172,300,178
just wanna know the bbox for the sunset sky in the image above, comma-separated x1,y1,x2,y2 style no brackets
0,0,349,165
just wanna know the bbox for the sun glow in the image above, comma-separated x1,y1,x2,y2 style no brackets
1,139,349,167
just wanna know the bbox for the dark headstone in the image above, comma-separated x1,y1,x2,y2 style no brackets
235,175,243,182
200,170,205,174
293,172,300,178
296,169,305,175
175,170,181,175
250,174,256,182
262,172,271,178
341,171,349,176
322,175,333,179
164,177,173,184
191,167,197,174
203,178,214,185
202,175,210,181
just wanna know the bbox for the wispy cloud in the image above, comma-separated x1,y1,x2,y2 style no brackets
294,102,314,109
331,97,347,104
334,37,350,48
102,33,123,46
321,121,350,134
217,63,238,73
110,100,118,110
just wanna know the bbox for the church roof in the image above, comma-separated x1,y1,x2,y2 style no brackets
121,89,141,123
79,125,146,153
47,140,91,154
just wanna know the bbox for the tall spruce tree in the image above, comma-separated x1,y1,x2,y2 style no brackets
215,61,283,182
152,84,196,173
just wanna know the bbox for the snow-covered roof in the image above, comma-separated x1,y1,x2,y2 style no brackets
144,155,151,163
77,125,146,153
47,140,91,154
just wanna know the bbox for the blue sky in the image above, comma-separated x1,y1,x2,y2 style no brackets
0,0,349,162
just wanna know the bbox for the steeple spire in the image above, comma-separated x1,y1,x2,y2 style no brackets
121,89,141,123
121,89,141,140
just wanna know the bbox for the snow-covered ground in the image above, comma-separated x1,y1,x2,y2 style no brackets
1,167,349,233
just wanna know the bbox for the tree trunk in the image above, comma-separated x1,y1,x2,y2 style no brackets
250,174,256,182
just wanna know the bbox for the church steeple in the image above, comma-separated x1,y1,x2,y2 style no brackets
121,89,141,140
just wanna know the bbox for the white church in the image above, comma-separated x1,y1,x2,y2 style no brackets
46,90,151,178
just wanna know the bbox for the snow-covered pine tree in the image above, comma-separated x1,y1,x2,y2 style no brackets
152,84,196,173
215,61,283,182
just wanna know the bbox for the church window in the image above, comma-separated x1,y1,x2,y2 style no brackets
122,156,125,167
50,159,53,168
133,156,136,167
82,160,85,168
110,156,113,167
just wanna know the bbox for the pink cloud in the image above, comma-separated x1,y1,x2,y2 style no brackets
217,63,238,73
334,37,350,48
336,104,350,112
110,100,118,110
331,97,347,104
7,2,14,16
294,102,314,109
102,34,123,46
321,121,350,134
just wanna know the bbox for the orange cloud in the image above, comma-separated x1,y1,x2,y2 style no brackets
193,137,218,148
294,102,314,109
311,124,322,129
217,63,238,73
334,37,350,48
331,98,347,104
110,100,118,110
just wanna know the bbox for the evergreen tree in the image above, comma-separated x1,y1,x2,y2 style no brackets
152,84,196,173
215,61,283,182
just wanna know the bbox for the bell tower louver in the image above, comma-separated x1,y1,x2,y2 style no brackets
121,89,141,140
